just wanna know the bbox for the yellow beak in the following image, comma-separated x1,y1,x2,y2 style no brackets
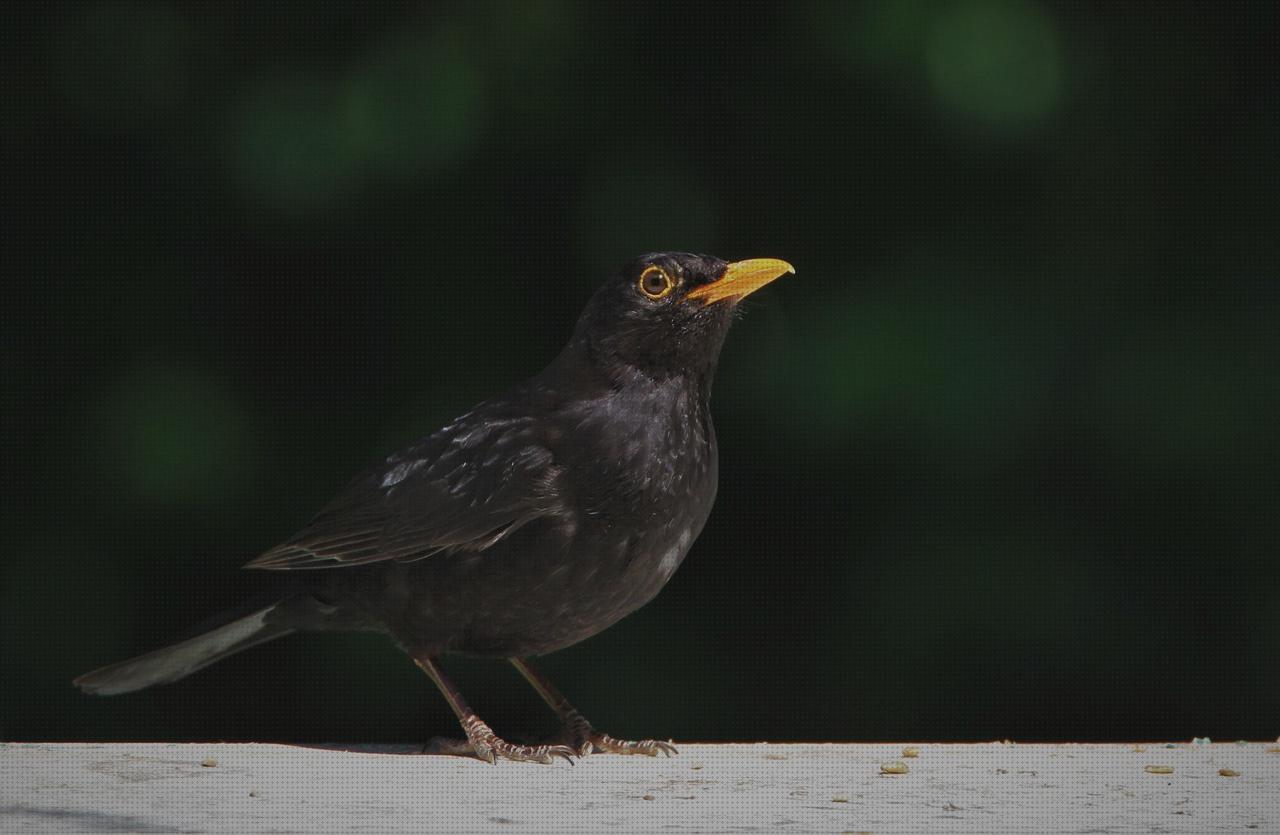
684,258,796,305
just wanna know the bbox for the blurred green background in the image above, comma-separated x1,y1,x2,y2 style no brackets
7,1,1278,744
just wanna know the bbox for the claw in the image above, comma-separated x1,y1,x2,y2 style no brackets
547,745,577,765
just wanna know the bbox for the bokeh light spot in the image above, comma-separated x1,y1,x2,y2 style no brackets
102,365,252,503
339,33,482,175
233,75,355,210
232,33,482,213
925,0,1062,127
469,0,577,109
724,284,1049,454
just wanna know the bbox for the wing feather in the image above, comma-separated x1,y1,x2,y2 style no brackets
245,415,565,570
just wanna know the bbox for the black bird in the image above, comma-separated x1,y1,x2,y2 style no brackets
75,253,795,764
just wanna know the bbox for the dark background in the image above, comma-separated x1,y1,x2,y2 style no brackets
6,1,1278,744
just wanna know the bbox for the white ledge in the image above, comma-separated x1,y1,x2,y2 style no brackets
1,741,1276,832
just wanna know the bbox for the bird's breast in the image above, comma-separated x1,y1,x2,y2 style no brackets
560,389,719,606
562,380,717,516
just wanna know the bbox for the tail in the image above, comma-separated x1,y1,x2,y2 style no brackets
74,603,296,695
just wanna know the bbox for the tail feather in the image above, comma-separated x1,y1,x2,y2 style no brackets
74,604,294,695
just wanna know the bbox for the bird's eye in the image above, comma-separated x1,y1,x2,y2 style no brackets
638,266,674,300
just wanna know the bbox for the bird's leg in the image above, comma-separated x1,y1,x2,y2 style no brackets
412,655,575,765
509,657,678,757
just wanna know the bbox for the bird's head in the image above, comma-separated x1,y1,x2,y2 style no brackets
569,253,795,383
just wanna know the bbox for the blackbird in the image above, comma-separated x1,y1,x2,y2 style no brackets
75,253,795,764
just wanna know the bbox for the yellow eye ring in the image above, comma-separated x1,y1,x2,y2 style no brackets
638,266,674,299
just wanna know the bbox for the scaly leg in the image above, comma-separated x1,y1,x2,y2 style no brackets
510,657,678,757
413,655,575,765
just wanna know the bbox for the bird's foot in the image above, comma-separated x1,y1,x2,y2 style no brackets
458,718,576,765
559,712,676,757
587,732,678,757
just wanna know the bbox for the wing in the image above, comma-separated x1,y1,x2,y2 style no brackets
245,413,567,570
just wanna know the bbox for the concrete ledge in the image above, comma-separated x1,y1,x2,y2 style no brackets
1,741,1275,832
